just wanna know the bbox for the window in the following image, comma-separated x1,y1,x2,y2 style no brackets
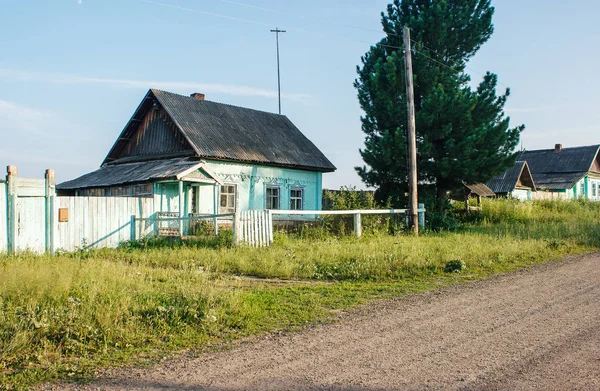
581,182,586,198
220,185,236,214
132,183,153,197
593,182,597,198
191,186,198,214
266,186,280,209
290,188,303,210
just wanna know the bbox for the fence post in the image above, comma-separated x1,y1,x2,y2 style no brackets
6,166,17,254
178,181,184,236
354,213,362,238
213,184,219,236
44,169,55,254
418,203,425,229
232,212,241,245
130,215,136,242
268,210,273,244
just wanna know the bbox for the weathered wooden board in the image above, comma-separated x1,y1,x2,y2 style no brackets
16,178,46,197
16,197,46,253
55,196,155,252
0,182,7,252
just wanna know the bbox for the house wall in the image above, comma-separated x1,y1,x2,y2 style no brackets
534,176,600,201
511,189,531,201
193,161,322,214
531,190,567,201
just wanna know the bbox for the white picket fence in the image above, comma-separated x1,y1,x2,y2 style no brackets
236,210,273,247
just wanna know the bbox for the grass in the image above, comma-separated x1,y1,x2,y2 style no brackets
1,199,599,390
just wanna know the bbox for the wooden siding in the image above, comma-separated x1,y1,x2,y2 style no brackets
193,160,322,215
55,196,154,252
591,155,600,173
0,182,7,252
116,108,193,160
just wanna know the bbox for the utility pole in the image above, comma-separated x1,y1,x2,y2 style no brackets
403,26,419,236
270,27,286,115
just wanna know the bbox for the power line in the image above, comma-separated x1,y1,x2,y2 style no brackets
137,0,509,89
204,0,392,36
137,0,274,28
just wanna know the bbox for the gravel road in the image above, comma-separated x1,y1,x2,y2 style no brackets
44,252,600,390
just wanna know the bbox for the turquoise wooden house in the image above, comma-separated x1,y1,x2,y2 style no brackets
519,144,600,200
488,144,600,201
57,89,336,217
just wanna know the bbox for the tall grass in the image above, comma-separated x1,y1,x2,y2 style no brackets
1,199,599,390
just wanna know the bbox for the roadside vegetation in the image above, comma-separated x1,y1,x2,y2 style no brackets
1,199,599,390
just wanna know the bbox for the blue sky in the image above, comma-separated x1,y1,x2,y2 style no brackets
1,0,599,188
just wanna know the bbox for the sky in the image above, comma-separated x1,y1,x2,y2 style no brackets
1,0,599,189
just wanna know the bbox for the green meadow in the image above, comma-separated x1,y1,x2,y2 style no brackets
1,199,599,390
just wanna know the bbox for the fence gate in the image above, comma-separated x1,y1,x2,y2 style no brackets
5,167,55,253
237,210,273,247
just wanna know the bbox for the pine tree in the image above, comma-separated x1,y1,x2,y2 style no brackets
355,0,524,210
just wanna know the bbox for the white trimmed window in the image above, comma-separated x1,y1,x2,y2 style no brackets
290,188,304,210
220,185,236,214
266,186,280,210
593,182,597,198
581,182,586,198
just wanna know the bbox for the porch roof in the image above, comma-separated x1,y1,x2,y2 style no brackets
57,158,220,190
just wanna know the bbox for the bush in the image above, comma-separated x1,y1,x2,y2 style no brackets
444,259,466,273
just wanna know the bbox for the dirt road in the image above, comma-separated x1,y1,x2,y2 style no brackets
45,253,600,390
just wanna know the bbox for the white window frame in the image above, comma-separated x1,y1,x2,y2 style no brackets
219,184,237,214
290,188,304,210
265,185,280,210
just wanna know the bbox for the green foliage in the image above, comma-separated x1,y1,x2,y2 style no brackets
323,186,380,210
444,259,466,273
317,186,403,237
355,0,524,207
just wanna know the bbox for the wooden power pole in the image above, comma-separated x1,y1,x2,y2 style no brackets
403,26,419,236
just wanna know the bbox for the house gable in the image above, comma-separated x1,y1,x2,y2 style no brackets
515,162,535,190
113,107,194,162
590,150,600,174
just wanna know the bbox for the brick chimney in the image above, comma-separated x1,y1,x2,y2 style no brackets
190,93,205,101
554,143,563,152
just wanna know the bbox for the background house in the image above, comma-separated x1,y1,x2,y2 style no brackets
519,144,600,200
487,161,536,200
57,89,336,216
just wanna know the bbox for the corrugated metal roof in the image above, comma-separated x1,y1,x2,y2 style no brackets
464,183,495,197
104,89,336,172
487,161,533,194
520,145,599,174
518,145,599,190
532,172,586,190
57,158,204,190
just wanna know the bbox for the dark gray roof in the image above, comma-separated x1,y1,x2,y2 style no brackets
520,145,599,174
529,172,587,190
57,158,204,190
487,161,535,194
464,183,495,197
104,89,336,172
519,145,599,190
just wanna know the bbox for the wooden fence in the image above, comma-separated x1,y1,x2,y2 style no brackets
236,210,273,247
268,206,425,238
0,168,425,253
